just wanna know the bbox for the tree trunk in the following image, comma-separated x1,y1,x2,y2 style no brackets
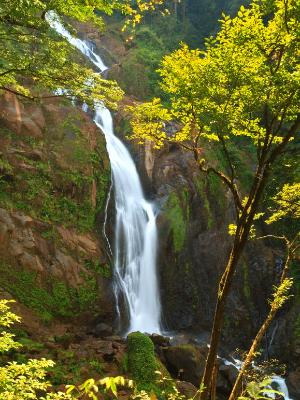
228,310,276,400
228,253,291,400
200,235,249,399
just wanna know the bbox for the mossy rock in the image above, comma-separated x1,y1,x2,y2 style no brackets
127,332,160,392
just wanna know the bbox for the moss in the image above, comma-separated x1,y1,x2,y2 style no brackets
89,359,105,375
84,259,112,278
18,337,45,352
294,314,300,339
50,358,84,386
120,353,129,373
242,261,251,300
165,190,189,253
0,261,99,322
195,178,214,229
0,115,110,234
127,332,159,393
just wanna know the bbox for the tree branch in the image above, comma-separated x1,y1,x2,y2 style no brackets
0,86,72,101
199,163,243,212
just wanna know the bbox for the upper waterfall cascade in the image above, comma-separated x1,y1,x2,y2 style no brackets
47,12,161,334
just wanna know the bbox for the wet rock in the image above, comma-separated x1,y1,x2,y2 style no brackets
219,363,239,386
287,370,300,398
163,344,207,386
93,323,113,338
176,380,198,398
150,333,171,347
105,335,125,343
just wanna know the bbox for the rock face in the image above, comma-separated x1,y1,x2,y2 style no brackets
287,370,300,398
118,127,300,373
0,92,114,324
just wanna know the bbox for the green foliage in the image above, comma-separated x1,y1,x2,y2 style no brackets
89,359,104,375
117,0,247,98
84,259,112,278
127,0,300,185
165,191,189,252
0,120,110,233
269,278,293,311
117,27,167,99
0,0,168,107
0,300,21,354
266,183,300,224
18,337,45,352
66,376,134,399
0,299,70,400
239,378,283,400
0,262,98,322
126,98,172,146
120,353,129,373
127,332,159,392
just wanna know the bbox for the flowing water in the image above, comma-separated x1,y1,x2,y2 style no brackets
47,12,161,334
223,358,293,400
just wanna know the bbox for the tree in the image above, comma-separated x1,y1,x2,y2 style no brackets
126,1,300,398
229,182,300,399
0,0,165,108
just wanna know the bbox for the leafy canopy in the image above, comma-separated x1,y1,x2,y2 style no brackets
0,0,164,107
128,0,300,158
266,182,300,224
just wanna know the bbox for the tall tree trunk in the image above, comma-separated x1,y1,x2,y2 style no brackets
228,253,291,400
200,165,269,399
198,115,300,400
200,238,247,398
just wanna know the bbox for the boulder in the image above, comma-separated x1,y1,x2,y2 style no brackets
287,370,300,398
219,363,239,386
93,322,113,338
176,380,198,398
150,333,171,347
163,344,207,386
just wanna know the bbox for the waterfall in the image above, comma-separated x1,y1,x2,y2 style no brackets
47,13,161,334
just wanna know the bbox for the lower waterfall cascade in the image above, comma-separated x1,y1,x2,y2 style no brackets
47,12,161,335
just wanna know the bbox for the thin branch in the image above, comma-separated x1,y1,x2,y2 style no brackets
267,113,300,165
256,234,288,243
0,68,27,77
0,16,44,31
199,163,243,212
0,86,72,101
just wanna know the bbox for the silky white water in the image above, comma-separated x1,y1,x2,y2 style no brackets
47,12,161,334
223,358,293,400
